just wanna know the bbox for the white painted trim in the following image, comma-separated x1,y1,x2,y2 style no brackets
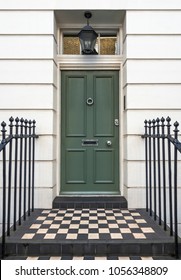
57,55,123,70
56,57,124,195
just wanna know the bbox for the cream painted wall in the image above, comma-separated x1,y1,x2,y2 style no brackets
0,10,57,209
123,10,181,234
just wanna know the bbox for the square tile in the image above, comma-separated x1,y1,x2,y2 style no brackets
37,229,48,234
42,210,51,214
114,214,123,218
88,233,99,239
73,256,84,260
98,228,110,233
124,216,134,220
22,234,35,239
128,223,139,229
131,212,141,216
89,224,98,229
78,229,89,234
54,217,63,221
37,216,46,221
120,228,132,233
141,227,154,233
80,220,89,224
117,220,127,224
43,220,53,225
135,219,147,224
50,224,60,229
72,217,81,221
66,234,78,239
44,234,56,239
95,257,107,260
30,224,41,229
69,224,79,229
110,233,123,239
61,220,71,225
107,216,116,220
133,233,146,239
57,229,69,234
108,224,119,228
118,257,130,260
48,213,57,217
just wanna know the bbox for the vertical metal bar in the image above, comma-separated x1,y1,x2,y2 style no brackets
31,120,36,212
23,119,28,220
28,120,32,216
13,117,19,231
1,121,7,259
156,118,162,225
148,120,152,216
144,120,149,212
152,119,157,220
161,117,167,231
173,121,179,259
7,117,14,236
18,118,24,225
166,116,173,236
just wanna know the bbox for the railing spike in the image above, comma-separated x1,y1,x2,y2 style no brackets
166,116,171,122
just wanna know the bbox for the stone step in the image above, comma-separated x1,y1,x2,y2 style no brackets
53,196,128,209
1,208,180,259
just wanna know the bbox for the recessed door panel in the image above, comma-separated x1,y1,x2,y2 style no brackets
66,76,86,137
94,149,114,183
66,149,87,184
94,76,114,136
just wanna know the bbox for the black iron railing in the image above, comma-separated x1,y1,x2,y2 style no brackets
0,117,38,259
142,117,180,258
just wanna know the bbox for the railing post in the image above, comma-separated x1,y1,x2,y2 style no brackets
7,117,14,236
148,120,152,216
173,121,179,259
166,116,173,236
28,120,32,216
23,119,28,221
161,117,167,230
144,120,149,212
32,120,36,212
18,118,24,225
152,119,157,220
13,117,19,231
1,121,7,259
156,118,162,225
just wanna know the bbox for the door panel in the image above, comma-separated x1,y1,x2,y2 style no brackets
61,70,119,194
94,149,114,183
94,76,114,136
66,149,87,184
65,76,86,136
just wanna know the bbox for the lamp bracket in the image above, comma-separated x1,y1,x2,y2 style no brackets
84,11,92,20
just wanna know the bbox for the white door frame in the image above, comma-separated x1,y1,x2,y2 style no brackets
56,54,124,196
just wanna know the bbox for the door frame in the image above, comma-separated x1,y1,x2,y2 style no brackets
56,55,123,196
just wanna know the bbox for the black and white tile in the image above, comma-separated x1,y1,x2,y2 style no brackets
20,209,156,241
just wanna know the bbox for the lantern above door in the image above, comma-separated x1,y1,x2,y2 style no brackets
78,12,98,55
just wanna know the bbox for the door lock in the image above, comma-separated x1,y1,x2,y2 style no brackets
114,119,119,126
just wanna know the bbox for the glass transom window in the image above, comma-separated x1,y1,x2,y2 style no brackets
63,33,118,55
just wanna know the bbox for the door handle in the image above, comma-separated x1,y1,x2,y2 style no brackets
106,140,112,146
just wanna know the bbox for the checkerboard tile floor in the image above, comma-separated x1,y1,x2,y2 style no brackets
20,209,157,241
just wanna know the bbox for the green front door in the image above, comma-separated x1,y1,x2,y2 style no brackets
61,71,119,194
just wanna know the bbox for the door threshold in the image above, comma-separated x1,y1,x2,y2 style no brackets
59,192,121,197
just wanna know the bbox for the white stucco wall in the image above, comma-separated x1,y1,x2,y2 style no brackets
0,10,57,208
123,10,181,235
